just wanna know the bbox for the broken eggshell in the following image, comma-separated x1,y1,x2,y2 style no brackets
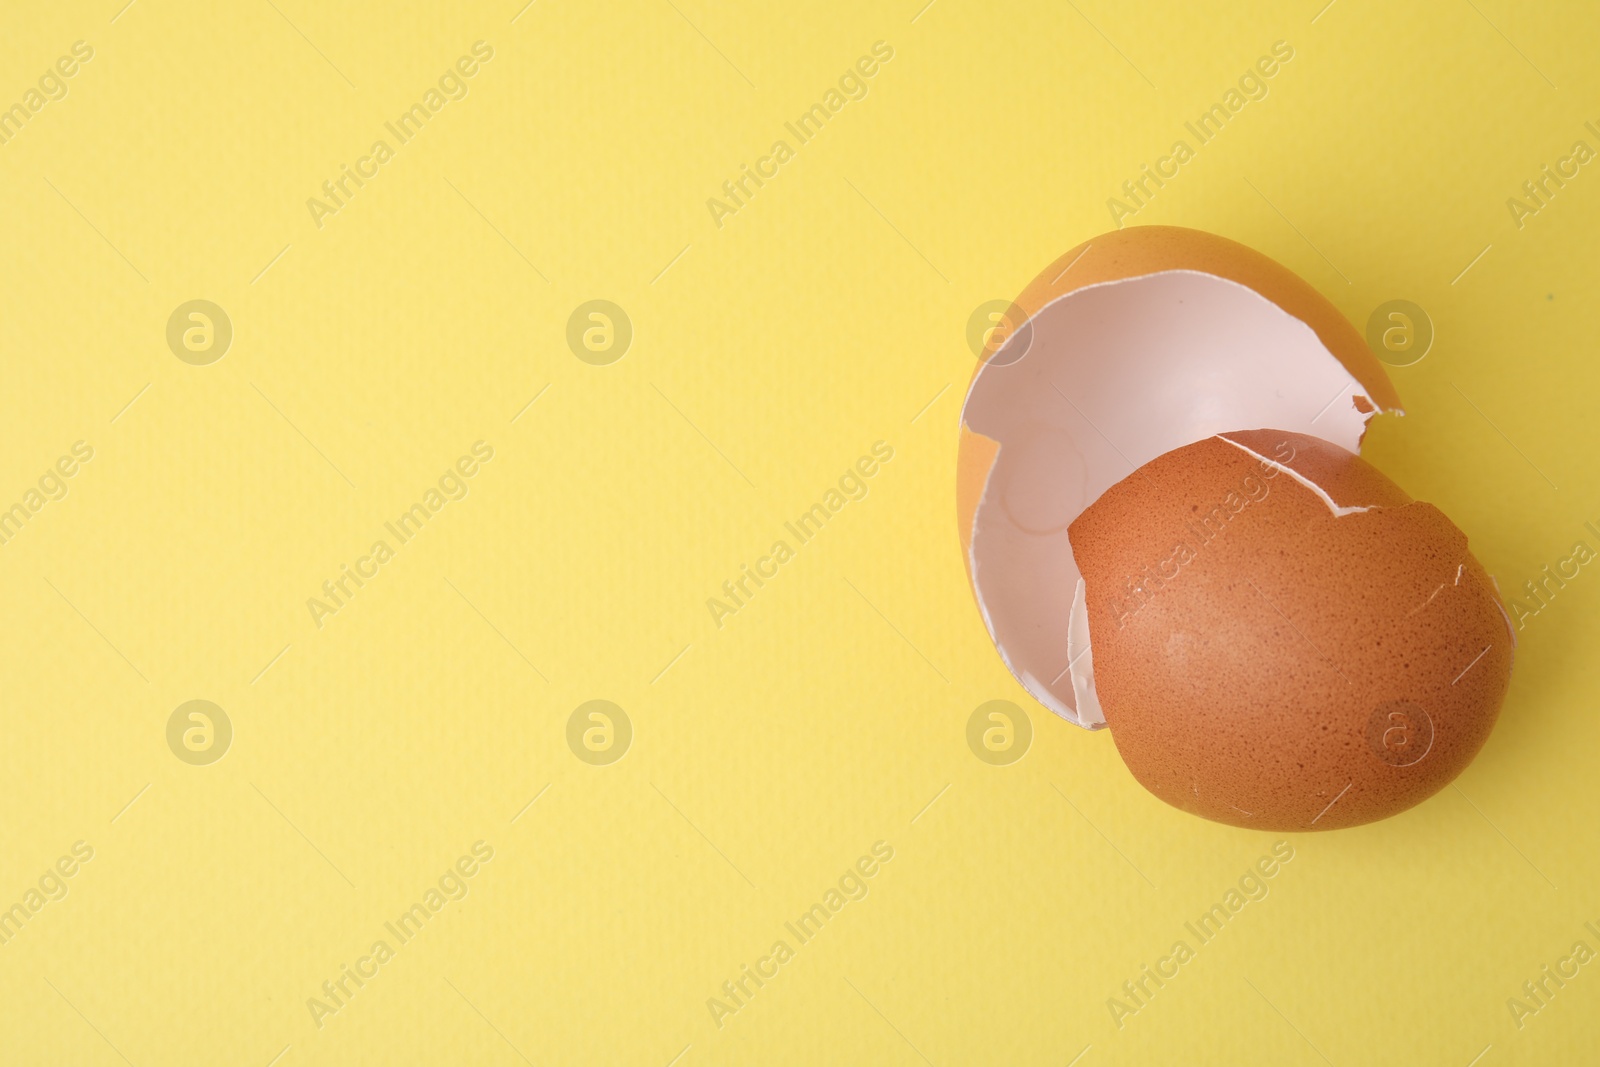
957,225,1513,830
1070,431,1513,829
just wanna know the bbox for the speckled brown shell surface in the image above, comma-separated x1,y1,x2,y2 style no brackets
1068,430,1514,830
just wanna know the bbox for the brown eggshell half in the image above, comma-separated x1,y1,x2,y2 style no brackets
1067,430,1513,830
958,226,1403,727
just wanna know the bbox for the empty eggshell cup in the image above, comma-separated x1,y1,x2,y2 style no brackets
958,225,1514,831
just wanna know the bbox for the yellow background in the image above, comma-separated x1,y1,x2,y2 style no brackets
1,1,1597,1064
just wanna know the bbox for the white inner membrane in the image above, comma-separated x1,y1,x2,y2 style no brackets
962,270,1382,728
